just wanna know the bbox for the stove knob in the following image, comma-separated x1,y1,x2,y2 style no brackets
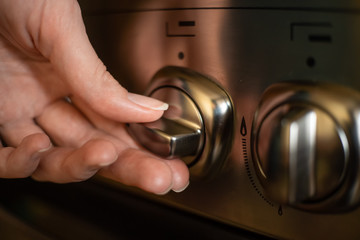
129,66,235,178
256,104,347,204
253,82,360,212
129,87,204,164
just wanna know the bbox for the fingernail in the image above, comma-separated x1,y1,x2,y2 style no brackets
31,143,52,162
98,153,119,167
156,183,174,196
173,181,190,193
37,143,53,153
128,93,169,111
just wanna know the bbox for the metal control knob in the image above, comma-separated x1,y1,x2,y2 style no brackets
130,87,204,163
252,82,360,212
129,66,235,178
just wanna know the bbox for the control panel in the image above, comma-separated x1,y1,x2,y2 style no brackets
81,1,360,239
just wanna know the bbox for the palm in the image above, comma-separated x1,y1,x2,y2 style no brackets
0,37,64,128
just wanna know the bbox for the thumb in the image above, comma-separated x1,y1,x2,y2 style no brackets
37,0,167,122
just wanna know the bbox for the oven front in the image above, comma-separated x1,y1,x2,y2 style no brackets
1,1,360,239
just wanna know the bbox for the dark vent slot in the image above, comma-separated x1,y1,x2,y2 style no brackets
308,35,332,43
178,21,196,27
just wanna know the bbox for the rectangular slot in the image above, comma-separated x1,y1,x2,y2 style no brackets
166,20,197,37
308,34,332,43
290,22,333,43
178,21,196,27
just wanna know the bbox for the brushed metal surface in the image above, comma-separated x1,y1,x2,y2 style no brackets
80,2,360,239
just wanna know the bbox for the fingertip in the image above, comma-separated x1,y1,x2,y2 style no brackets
173,180,190,193
0,133,51,179
165,159,190,193
127,93,169,111
22,133,52,154
139,160,174,195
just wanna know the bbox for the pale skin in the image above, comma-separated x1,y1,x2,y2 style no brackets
0,0,189,194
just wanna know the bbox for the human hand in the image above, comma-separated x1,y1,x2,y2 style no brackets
0,0,189,194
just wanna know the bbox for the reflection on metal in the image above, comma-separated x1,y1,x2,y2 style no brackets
129,87,204,162
129,66,235,177
288,109,317,204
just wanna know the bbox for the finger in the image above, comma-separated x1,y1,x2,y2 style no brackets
34,0,167,123
99,149,175,195
37,98,190,194
35,99,96,147
37,98,140,153
100,152,190,195
35,100,120,183
69,98,190,192
0,133,51,178
69,96,137,142
32,139,118,183
0,119,48,147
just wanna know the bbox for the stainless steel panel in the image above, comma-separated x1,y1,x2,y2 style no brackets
80,2,360,239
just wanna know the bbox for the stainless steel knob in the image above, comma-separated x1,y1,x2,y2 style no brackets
129,87,204,163
252,82,360,212
256,104,347,205
128,66,235,178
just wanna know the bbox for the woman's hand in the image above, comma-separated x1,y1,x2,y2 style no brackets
0,0,189,194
